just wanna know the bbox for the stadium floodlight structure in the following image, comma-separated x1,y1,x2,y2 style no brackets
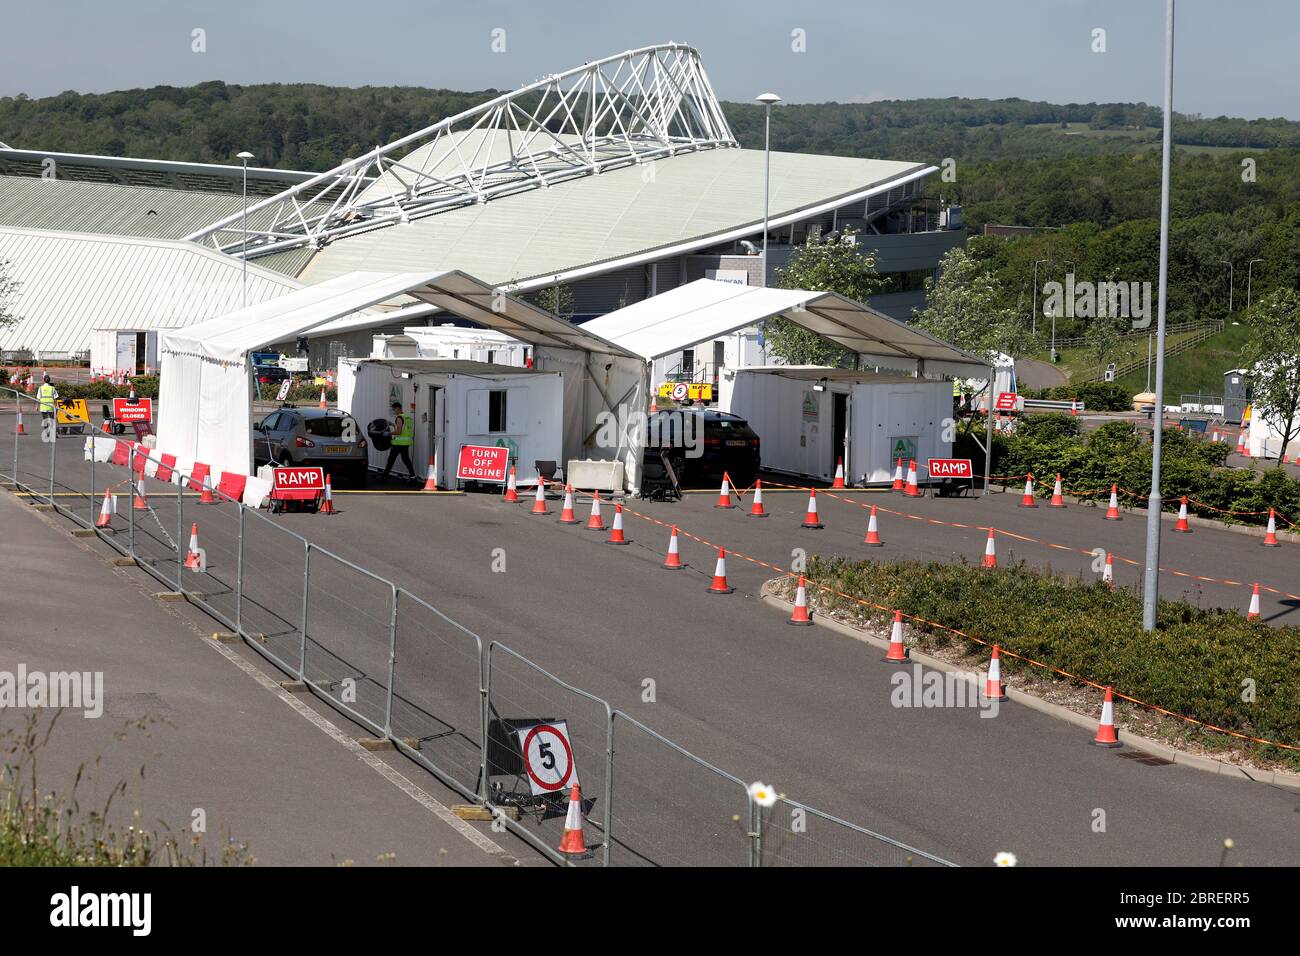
186,43,736,261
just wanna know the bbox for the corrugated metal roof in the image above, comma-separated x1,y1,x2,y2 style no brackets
0,176,323,276
0,226,301,356
299,148,929,287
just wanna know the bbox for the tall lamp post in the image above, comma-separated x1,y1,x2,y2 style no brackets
1247,258,1264,310
1218,259,1234,314
236,151,254,308
1143,0,1176,634
755,93,781,289
1031,258,1049,338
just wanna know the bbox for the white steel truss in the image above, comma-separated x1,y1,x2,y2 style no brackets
186,43,737,261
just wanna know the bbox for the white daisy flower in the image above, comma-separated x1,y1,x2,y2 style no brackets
994,851,1018,867
747,782,778,808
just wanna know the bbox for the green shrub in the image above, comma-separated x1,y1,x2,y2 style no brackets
992,414,1291,526
1021,381,1132,411
802,556,1300,768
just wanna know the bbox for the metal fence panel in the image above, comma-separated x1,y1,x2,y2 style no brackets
175,481,243,627
237,508,308,673
607,712,751,867
302,546,395,735
485,643,612,866
390,588,485,799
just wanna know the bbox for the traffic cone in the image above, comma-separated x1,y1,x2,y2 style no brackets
748,480,768,518
95,488,114,528
904,459,920,497
1104,484,1121,520
1263,509,1279,546
502,465,519,503
1049,473,1066,508
1018,473,1037,508
605,504,629,545
422,456,438,491
1211,430,1220,443
864,505,883,546
891,457,904,492
801,488,823,529
788,576,813,626
831,456,845,489
1093,687,1121,748
14,407,24,435
585,490,605,531
557,785,589,857
318,388,328,410
983,646,1007,702
882,610,908,663
320,475,336,514
1235,431,1246,455
1246,583,1261,620
557,485,579,524
982,528,997,568
1102,551,1114,586
530,476,550,515
133,478,149,511
184,523,203,570
662,525,685,570
1070,399,1078,417
198,473,217,505
715,475,735,509
706,547,735,594
1173,496,1190,532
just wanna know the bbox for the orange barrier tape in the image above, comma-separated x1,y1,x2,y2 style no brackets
610,499,1300,754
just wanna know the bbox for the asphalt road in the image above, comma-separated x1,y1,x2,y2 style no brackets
8,418,1300,866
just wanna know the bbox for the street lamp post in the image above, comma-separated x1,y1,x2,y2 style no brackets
236,151,254,308
1218,259,1234,314
755,93,781,289
1031,258,1049,338
1143,0,1176,634
1247,258,1264,310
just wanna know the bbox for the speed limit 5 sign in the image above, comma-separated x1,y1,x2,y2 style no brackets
516,721,579,796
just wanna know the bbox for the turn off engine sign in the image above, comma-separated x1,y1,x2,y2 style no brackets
456,444,510,483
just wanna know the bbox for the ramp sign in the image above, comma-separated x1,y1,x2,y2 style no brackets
516,721,579,795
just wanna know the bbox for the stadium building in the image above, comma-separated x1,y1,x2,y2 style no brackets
0,43,964,365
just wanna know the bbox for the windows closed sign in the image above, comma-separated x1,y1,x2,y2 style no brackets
456,444,510,483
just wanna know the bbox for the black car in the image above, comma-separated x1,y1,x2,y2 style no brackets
644,407,761,488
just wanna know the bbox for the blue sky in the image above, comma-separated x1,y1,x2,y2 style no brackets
1,0,1294,119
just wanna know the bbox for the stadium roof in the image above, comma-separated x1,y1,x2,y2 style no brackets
580,278,992,376
0,148,315,196
0,226,301,355
298,148,931,289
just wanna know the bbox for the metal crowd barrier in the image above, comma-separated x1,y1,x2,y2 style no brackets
0,386,955,867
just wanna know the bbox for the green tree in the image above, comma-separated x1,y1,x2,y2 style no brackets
913,246,1035,359
0,258,20,330
766,230,883,366
528,283,575,320
1242,289,1300,463
1084,315,1126,379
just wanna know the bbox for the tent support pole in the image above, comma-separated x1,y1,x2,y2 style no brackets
983,366,994,495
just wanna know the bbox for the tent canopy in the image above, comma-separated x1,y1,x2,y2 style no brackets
580,278,992,377
166,269,636,362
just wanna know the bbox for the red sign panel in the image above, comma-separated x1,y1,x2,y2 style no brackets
995,392,1019,412
272,466,325,493
928,458,974,479
113,397,154,423
456,444,510,483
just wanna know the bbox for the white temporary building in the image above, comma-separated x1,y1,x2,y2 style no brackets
157,270,643,487
337,358,563,486
581,279,997,488
372,324,530,366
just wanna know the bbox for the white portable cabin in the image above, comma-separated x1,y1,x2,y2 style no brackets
89,327,160,376
719,366,953,485
372,324,530,367
337,357,564,487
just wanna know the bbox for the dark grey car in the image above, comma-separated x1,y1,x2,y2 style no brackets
253,407,368,484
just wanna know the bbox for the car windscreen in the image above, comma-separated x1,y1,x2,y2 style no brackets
304,417,351,438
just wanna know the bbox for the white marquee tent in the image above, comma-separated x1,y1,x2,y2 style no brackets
157,270,643,484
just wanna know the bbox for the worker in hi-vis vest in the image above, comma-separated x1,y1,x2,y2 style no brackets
36,373,59,425
382,401,416,480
